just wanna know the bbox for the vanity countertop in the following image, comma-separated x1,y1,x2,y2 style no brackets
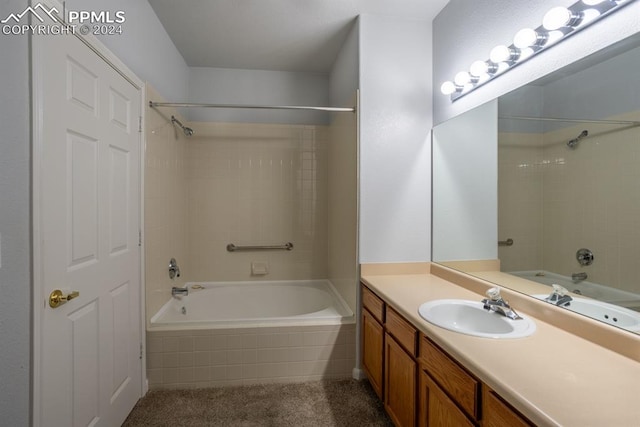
361,264,640,427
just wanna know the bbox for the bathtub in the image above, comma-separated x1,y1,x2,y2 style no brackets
146,279,357,389
150,279,354,329
510,270,640,310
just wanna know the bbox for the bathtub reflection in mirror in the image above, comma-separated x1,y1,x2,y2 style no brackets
432,34,640,334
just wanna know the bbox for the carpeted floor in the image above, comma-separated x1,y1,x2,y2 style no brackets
122,379,393,426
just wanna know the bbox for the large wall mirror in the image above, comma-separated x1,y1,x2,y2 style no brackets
433,33,640,334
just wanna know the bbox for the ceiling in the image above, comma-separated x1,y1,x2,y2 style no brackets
148,0,450,73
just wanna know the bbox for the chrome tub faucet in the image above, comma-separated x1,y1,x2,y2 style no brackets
171,287,188,297
571,272,587,281
169,258,181,279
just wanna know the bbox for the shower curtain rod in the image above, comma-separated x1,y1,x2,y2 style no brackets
499,115,640,125
149,101,355,113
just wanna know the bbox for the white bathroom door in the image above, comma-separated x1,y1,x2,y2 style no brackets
34,27,142,427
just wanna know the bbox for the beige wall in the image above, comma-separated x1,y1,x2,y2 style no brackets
499,111,640,295
145,85,189,324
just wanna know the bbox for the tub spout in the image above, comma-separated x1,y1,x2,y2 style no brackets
172,287,188,298
571,272,587,281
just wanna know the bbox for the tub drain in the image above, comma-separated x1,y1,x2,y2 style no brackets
181,306,187,315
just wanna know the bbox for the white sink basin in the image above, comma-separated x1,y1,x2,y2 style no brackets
418,299,536,339
533,295,640,332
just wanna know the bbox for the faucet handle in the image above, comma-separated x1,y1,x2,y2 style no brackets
551,284,568,296
485,287,502,301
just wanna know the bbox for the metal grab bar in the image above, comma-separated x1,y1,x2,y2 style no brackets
226,242,294,252
498,238,514,247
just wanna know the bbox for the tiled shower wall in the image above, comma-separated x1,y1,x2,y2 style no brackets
185,122,329,281
499,111,640,295
498,132,544,272
145,86,189,322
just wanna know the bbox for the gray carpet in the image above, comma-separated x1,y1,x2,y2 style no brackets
122,379,393,426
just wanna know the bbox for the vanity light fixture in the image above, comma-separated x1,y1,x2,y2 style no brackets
440,0,636,101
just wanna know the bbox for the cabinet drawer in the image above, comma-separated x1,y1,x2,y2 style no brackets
420,336,479,419
483,387,533,427
362,284,385,323
385,307,417,357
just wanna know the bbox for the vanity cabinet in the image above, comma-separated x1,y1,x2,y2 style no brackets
361,283,533,427
384,307,418,427
361,284,418,427
362,286,385,398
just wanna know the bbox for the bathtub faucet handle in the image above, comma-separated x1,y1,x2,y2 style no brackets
169,258,181,279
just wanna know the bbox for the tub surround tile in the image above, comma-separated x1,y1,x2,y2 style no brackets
162,337,179,353
193,366,211,381
178,352,194,367
178,336,194,352
147,324,355,389
194,336,212,351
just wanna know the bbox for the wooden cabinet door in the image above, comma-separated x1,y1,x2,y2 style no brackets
418,370,475,427
483,388,533,427
363,308,384,398
385,333,417,427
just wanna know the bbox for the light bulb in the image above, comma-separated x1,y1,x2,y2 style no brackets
454,71,471,86
513,28,547,48
543,7,581,30
470,60,488,77
490,45,519,63
440,81,457,95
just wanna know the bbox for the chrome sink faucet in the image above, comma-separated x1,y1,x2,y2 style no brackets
545,284,573,306
482,287,523,320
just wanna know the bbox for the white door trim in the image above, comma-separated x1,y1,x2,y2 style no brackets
31,1,147,424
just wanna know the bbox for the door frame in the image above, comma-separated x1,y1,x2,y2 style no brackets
31,1,147,424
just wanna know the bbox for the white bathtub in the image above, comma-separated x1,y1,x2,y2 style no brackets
510,270,640,310
150,279,354,329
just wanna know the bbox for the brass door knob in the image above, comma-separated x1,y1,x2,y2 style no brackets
49,289,80,308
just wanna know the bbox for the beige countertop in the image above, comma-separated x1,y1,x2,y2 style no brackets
361,264,640,427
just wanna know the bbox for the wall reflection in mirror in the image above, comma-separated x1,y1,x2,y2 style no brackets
432,34,640,334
